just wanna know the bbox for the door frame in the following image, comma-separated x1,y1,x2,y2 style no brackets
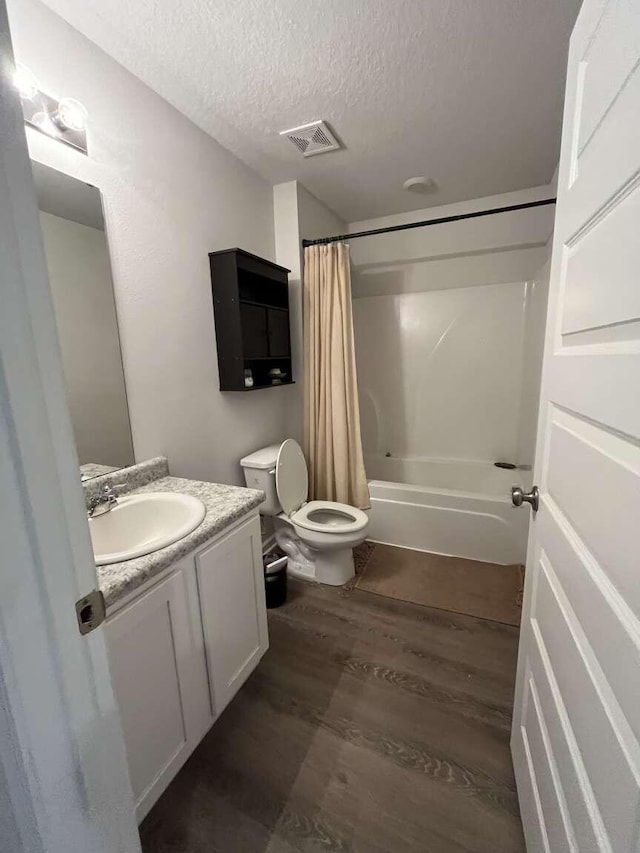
0,8,140,851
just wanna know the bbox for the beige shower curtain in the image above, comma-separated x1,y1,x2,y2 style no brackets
303,242,370,509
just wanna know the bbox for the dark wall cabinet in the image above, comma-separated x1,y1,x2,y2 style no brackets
209,248,293,391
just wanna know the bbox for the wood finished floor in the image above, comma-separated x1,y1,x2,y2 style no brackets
140,579,525,853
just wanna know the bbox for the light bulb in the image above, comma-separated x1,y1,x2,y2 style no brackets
14,63,39,100
53,97,87,132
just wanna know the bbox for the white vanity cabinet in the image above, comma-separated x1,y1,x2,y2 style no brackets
104,511,268,823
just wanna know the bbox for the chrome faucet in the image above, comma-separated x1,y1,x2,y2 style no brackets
88,483,126,518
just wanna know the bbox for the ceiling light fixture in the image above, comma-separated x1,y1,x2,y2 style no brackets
12,63,89,155
403,177,437,194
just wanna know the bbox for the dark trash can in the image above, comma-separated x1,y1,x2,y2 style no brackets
264,549,288,608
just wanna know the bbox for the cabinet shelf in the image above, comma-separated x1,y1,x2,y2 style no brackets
239,299,288,312
209,249,293,392
235,380,296,392
244,355,292,362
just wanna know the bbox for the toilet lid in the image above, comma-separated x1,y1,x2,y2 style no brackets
276,439,308,516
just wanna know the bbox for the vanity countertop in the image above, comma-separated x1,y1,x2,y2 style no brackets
96,474,264,609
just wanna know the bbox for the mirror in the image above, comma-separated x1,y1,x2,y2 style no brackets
33,162,135,480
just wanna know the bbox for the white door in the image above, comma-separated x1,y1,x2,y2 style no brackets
511,1,640,851
0,8,141,851
196,515,268,715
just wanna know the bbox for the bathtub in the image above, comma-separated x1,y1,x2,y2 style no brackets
365,455,531,565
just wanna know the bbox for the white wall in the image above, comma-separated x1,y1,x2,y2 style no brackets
9,0,285,485
350,187,554,469
273,181,345,442
39,211,134,467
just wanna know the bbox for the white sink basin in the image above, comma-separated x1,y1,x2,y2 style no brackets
90,492,206,565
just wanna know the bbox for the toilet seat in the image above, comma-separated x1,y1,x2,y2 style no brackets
291,500,369,534
275,440,367,535
275,438,369,536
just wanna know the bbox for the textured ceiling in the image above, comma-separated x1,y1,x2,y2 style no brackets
39,0,581,221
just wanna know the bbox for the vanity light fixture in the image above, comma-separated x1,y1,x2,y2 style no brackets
13,63,89,155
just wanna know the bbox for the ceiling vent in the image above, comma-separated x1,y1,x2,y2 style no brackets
280,120,341,157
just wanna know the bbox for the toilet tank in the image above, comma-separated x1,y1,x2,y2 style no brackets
240,444,282,515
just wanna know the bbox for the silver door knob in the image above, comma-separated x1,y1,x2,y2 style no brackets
511,485,539,512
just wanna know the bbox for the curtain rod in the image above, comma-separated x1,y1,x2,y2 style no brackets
301,197,557,247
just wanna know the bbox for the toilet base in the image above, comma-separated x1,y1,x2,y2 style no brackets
287,546,355,586
274,520,356,586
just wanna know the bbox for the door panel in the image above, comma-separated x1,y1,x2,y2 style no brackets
546,413,640,609
575,0,640,154
108,587,186,801
538,509,640,744
522,673,576,853
105,568,205,821
563,186,640,334
547,353,640,436
565,15,640,238
196,516,268,715
512,0,640,850
533,559,638,850
525,642,603,853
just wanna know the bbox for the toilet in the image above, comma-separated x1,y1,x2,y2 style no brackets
240,439,369,586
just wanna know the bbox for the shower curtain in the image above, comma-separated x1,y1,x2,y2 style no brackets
303,242,370,509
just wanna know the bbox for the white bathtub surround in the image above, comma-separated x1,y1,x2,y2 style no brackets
348,187,552,560
355,280,531,465
365,454,529,494
351,186,553,469
303,243,370,509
